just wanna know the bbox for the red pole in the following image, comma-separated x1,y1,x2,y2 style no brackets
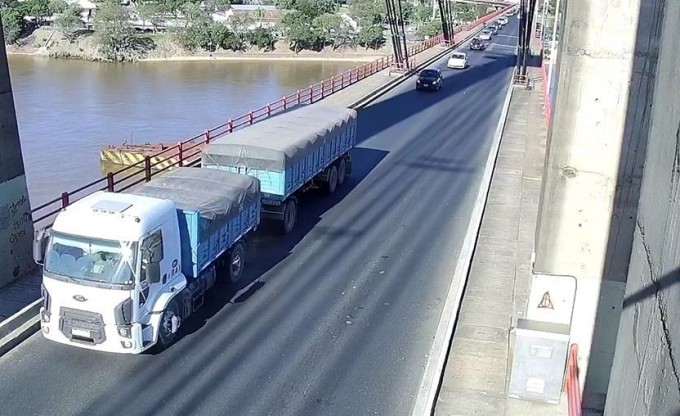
204,129,211,144
296,90,301,104
248,112,254,124
321,81,325,98
228,119,234,133
177,142,184,167
283,96,287,110
107,172,114,192
309,87,313,103
61,192,70,208
267,103,271,116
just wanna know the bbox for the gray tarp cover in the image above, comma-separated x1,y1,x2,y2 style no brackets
129,167,260,220
201,103,357,171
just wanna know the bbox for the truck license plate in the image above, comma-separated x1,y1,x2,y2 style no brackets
72,328,91,338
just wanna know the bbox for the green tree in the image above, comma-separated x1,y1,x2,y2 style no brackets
349,0,385,25
94,0,139,60
171,2,210,49
357,23,383,49
280,10,326,52
416,17,440,38
136,2,164,31
413,4,432,24
246,26,275,50
55,4,84,42
48,0,68,14
276,0,335,15
203,0,230,12
453,3,475,22
23,0,50,24
316,13,355,49
1,6,24,43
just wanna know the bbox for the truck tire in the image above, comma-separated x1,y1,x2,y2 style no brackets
228,242,246,283
157,298,180,351
326,165,338,194
281,198,297,234
337,158,347,187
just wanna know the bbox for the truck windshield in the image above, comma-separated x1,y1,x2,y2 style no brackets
44,232,137,287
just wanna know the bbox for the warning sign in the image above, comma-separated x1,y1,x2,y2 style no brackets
537,291,554,310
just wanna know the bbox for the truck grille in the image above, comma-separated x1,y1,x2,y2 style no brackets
59,307,106,345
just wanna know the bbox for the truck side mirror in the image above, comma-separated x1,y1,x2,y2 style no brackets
33,229,49,266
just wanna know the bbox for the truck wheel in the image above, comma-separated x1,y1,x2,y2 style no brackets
228,242,245,283
281,199,297,235
157,299,180,350
337,158,347,187
326,165,338,194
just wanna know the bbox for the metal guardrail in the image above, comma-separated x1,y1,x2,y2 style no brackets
29,7,512,230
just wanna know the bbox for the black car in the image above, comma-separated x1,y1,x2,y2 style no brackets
416,68,444,91
469,38,486,51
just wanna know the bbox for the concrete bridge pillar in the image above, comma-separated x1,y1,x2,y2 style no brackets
0,23,35,288
532,0,662,412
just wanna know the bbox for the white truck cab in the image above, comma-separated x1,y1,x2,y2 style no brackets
34,191,187,354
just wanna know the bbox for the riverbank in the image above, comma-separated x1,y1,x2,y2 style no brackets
5,27,398,63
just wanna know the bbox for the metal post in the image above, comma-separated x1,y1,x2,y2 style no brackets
144,156,151,182
61,192,70,208
228,119,234,132
437,0,450,43
204,129,211,144
396,0,410,68
107,172,115,191
177,142,184,167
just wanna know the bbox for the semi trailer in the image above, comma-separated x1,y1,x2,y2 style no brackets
32,103,357,354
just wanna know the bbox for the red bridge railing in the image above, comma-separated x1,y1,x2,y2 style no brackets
565,344,582,416
30,6,512,229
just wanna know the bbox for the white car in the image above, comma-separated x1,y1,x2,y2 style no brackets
479,30,492,41
498,16,508,25
447,52,468,69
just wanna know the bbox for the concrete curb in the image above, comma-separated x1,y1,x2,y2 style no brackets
348,26,487,110
0,299,41,358
410,73,517,416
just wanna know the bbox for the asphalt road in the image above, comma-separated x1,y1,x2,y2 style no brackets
0,23,518,416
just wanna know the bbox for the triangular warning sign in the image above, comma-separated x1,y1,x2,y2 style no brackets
537,291,554,309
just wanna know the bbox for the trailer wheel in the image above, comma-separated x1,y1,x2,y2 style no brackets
281,198,298,234
326,165,338,194
157,299,180,350
228,242,246,283
337,158,347,187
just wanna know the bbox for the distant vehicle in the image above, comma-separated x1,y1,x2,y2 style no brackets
479,30,492,41
416,68,444,91
487,24,499,34
447,52,469,69
469,37,486,51
498,16,508,25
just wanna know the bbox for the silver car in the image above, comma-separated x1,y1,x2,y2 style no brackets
479,30,492,41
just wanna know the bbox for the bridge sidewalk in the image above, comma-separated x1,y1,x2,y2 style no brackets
433,66,568,416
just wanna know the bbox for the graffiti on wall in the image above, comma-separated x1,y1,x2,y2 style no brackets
0,175,34,284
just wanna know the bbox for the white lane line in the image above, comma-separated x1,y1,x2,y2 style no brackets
409,72,516,416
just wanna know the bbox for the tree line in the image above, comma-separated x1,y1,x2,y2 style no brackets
1,0,481,61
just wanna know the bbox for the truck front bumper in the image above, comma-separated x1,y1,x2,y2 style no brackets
40,307,151,354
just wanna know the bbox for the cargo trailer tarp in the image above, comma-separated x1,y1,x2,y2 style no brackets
201,104,357,172
128,167,260,221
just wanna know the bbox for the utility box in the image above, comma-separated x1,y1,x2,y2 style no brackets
507,318,570,404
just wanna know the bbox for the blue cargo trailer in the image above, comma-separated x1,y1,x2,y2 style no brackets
129,167,260,282
201,103,357,234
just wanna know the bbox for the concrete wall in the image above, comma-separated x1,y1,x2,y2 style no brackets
605,1,680,414
533,0,662,411
0,23,35,287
